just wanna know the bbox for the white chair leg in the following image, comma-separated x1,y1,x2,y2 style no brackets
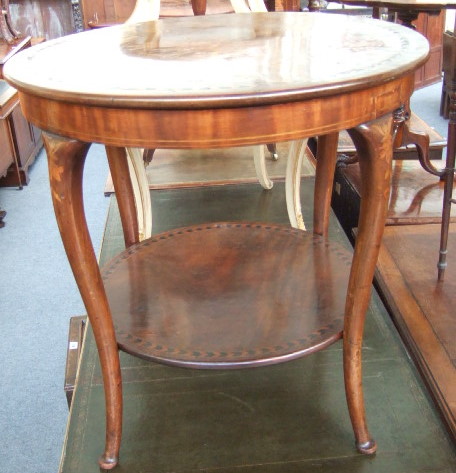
247,0,268,11
230,0,273,191
126,0,160,23
126,147,152,241
253,145,274,190
285,139,308,230
230,0,252,12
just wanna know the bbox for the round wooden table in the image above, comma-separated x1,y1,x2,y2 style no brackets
4,12,428,469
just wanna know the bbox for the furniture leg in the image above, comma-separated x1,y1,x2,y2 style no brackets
126,0,160,24
345,114,393,454
191,0,207,15
267,143,279,160
392,105,442,177
127,148,152,241
285,138,309,230
253,145,273,190
44,133,122,469
438,83,456,280
313,132,339,237
106,146,141,248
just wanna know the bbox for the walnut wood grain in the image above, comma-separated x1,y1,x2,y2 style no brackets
345,114,394,454
102,222,348,368
43,133,122,469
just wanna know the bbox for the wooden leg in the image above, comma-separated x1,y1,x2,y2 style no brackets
191,0,207,15
266,143,279,160
253,145,273,190
438,82,456,280
313,132,339,237
106,146,140,248
285,139,309,230
345,114,393,454
44,133,122,469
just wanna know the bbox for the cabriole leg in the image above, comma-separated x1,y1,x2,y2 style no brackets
43,133,122,469
345,114,393,454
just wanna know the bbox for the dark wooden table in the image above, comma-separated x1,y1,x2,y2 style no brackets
328,0,456,25
4,12,428,470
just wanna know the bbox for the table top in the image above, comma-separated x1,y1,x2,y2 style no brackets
4,12,429,110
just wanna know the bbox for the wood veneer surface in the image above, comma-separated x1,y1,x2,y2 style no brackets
4,13,429,108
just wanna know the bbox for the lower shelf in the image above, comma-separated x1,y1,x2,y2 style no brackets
102,222,352,368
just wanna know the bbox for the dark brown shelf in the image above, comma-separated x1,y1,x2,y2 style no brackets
102,222,352,368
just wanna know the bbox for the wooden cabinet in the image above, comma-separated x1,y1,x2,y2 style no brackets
79,0,135,28
0,82,20,182
414,11,445,89
0,80,42,187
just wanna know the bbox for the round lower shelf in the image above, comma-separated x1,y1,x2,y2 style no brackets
102,222,352,368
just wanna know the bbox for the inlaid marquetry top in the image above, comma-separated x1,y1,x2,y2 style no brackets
4,12,428,109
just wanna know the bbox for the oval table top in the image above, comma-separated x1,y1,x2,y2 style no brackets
4,12,429,110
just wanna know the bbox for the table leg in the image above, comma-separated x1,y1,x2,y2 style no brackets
191,0,207,15
266,143,279,160
438,83,456,280
106,146,142,248
43,133,122,469
313,132,339,237
345,114,393,454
